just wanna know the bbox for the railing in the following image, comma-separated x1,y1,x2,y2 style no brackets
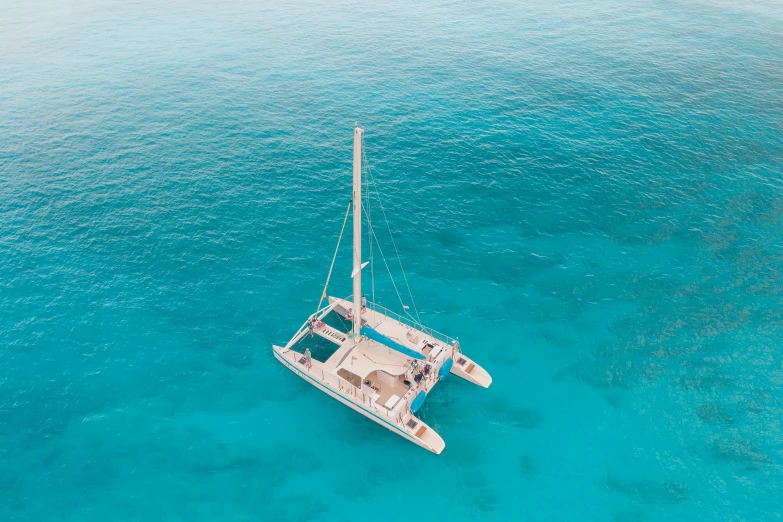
340,295,456,346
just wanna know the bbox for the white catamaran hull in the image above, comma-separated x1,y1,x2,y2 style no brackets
273,126,491,454
272,345,445,454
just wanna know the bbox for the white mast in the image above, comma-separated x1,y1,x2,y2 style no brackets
352,124,364,341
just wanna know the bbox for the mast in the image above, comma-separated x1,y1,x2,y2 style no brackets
352,124,364,341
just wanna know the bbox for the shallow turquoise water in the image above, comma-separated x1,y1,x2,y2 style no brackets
2,0,783,520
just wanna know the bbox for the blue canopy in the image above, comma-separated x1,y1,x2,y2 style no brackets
360,326,425,360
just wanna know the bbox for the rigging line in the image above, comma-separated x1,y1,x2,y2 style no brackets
363,145,369,303
336,312,350,331
362,145,376,311
361,203,419,324
361,156,416,324
369,168,375,310
315,198,352,316
362,151,420,323
369,187,375,308
362,156,422,323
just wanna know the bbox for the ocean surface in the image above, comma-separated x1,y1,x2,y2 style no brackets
2,0,783,520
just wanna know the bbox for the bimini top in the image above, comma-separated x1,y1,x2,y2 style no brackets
360,326,425,360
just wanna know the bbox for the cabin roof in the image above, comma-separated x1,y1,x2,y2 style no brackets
333,337,412,380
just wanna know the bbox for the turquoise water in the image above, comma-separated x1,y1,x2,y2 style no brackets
2,0,783,520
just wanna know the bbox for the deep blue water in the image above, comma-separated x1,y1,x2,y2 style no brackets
2,0,783,520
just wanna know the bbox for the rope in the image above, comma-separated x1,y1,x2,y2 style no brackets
362,203,419,324
315,198,352,316
362,150,422,323
336,312,350,331
364,135,376,313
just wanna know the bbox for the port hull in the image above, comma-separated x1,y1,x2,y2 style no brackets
273,346,444,454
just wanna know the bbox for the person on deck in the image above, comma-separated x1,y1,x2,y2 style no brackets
346,308,354,320
361,295,367,312
304,348,312,369
308,318,314,338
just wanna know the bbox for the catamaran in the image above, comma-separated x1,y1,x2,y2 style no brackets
272,125,491,454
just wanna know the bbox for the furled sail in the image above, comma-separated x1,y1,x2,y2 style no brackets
360,326,425,360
